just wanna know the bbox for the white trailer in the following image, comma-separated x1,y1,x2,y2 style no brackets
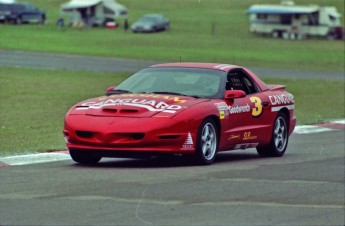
247,1,343,40
61,0,128,27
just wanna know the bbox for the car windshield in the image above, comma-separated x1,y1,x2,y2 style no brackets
140,16,160,22
115,67,224,98
24,4,36,10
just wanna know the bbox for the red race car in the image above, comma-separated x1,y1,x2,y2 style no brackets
64,63,296,165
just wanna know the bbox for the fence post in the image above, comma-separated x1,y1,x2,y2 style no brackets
211,22,216,35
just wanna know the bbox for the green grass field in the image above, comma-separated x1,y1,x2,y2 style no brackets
0,68,129,155
0,67,344,156
0,0,344,71
0,0,344,155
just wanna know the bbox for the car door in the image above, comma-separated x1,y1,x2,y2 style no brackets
224,69,271,149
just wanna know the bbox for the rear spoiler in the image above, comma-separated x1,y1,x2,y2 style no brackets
268,84,286,91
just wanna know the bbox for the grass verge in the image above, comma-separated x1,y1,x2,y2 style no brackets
1,67,344,156
0,0,344,72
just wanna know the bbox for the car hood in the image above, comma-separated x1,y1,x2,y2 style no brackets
69,93,208,118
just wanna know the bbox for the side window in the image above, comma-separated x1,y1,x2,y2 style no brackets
243,77,258,94
226,70,258,94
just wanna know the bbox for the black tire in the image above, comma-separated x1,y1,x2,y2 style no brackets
257,112,288,157
15,16,22,25
69,149,102,164
272,30,279,38
194,118,218,165
39,15,45,25
327,33,336,40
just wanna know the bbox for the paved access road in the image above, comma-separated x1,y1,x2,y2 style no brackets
0,49,344,80
0,130,344,225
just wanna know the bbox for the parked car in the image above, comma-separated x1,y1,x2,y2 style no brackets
0,2,45,24
64,62,296,165
131,14,169,33
0,3,11,22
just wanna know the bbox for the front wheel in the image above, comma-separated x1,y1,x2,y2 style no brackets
69,149,102,164
257,112,288,157
194,118,218,165
38,15,45,25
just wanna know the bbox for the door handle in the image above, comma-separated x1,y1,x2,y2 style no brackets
262,102,269,107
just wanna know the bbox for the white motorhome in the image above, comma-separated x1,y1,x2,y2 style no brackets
247,1,343,40
61,0,127,27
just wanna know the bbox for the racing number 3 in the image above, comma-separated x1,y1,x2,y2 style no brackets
250,96,263,117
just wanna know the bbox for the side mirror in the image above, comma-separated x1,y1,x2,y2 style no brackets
224,90,246,100
105,86,116,95
106,86,116,93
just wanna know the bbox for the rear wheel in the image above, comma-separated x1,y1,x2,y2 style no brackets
194,118,218,165
69,149,102,164
272,30,280,38
38,15,45,25
15,16,22,25
257,112,288,157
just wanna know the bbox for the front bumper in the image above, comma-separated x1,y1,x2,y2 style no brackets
64,115,198,155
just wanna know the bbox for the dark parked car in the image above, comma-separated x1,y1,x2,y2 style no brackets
0,2,45,24
0,3,10,22
131,14,169,33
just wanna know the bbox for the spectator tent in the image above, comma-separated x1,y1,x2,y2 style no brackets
61,0,127,27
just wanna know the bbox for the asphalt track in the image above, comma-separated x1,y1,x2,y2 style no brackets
0,49,344,80
0,50,344,225
0,129,344,225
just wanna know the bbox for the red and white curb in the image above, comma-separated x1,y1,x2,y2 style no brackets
0,151,70,167
0,120,344,167
293,119,345,134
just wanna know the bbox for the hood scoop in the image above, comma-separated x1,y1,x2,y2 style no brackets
100,107,139,114
102,108,118,113
86,105,156,117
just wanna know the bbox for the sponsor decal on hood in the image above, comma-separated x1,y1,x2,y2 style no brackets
79,98,181,113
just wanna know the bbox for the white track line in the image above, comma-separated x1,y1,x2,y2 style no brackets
0,153,70,166
293,125,333,134
332,119,345,124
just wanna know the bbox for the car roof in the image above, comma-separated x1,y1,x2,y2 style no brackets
143,14,163,17
150,62,241,72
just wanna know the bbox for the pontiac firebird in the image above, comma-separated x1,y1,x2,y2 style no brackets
63,62,296,165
